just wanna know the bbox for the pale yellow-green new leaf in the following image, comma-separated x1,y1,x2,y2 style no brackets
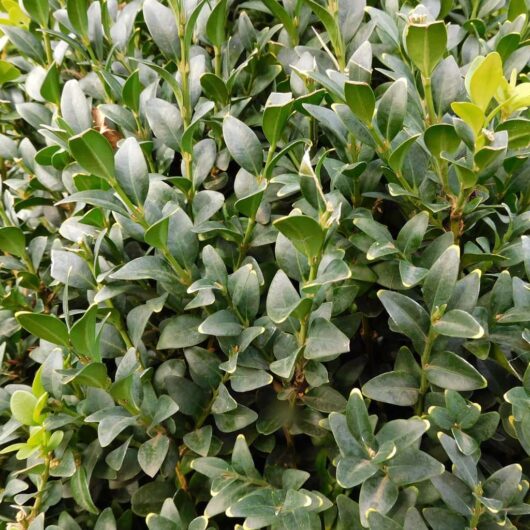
466,52,504,111
451,102,484,137
506,83,530,114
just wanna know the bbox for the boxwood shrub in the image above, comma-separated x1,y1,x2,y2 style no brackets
1,0,530,528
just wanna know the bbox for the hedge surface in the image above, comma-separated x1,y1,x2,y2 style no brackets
0,0,530,528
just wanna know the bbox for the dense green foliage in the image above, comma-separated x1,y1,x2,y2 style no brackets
1,0,530,528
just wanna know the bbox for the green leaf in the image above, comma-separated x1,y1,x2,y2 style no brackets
274,215,325,259
157,315,206,349
425,351,487,391
145,99,182,151
466,52,504,111
143,0,180,58
438,432,478,487
183,425,213,456
40,62,61,105
70,305,100,361
354,217,393,242
262,92,294,145
206,0,227,47
359,475,398,527
10,390,38,426
1,26,44,63
22,0,48,27
377,78,408,141
51,249,95,289
198,310,242,336
362,371,419,406
228,264,260,322
223,116,263,175
432,310,484,339
396,211,429,257
344,82,375,125
200,72,229,106
214,404,258,433
138,435,170,478
16,311,69,347
261,0,297,44
0,226,26,258
266,269,309,323
66,0,88,39
346,388,375,449
110,256,175,283
377,290,430,351
61,79,92,134
304,0,342,62
115,137,149,206
235,184,266,218
424,123,460,159
122,70,141,114
69,129,116,181
405,21,447,77
451,102,484,137
71,465,99,514
422,245,460,312
337,457,378,488
304,318,350,360
367,511,402,530
0,60,20,85
387,449,444,485
131,482,174,517
94,508,117,530
144,215,170,249
62,363,108,388
388,134,420,173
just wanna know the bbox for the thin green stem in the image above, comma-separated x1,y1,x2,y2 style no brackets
214,45,222,78
415,328,437,416
235,216,256,269
42,31,53,66
422,75,438,125
469,486,484,529
235,142,276,268
105,300,134,350
450,187,471,244
292,255,322,386
22,251,36,275
27,453,51,523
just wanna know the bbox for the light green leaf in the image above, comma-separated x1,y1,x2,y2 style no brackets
274,215,325,259
422,245,460,312
157,315,206,349
138,435,170,478
115,137,149,206
344,82,375,125
426,351,487,391
16,311,69,347
377,290,430,351
0,226,26,258
432,310,484,339
69,129,116,181
377,78,407,141
10,390,38,426
362,371,419,406
223,116,263,175
359,475,398,527
304,318,350,360
405,21,447,77
466,51,504,111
